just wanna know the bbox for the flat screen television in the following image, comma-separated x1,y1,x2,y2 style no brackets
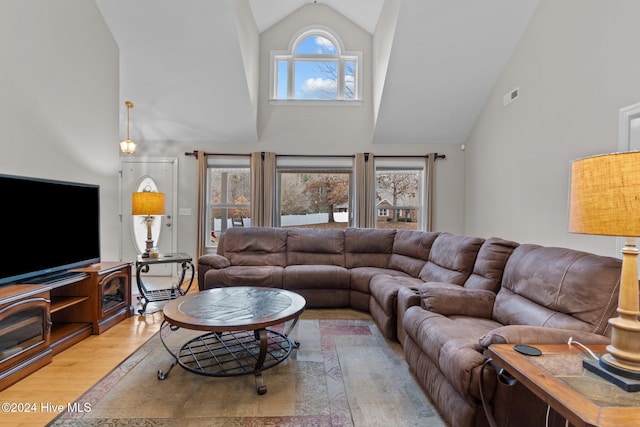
0,174,100,285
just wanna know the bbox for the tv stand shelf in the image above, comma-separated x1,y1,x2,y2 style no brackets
0,262,132,390
50,296,91,312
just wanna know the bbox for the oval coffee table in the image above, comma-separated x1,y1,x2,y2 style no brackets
159,286,306,394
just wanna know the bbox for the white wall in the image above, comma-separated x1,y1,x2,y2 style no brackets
128,4,465,259
464,0,640,257
0,0,120,260
257,4,374,150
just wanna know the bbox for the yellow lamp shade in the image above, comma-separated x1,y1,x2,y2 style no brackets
132,192,165,216
569,151,640,237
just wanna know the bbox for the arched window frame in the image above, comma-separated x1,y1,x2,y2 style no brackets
270,25,362,105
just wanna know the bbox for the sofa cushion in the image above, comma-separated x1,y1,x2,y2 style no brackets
419,233,484,284
495,244,621,335
222,227,288,267
387,230,439,277
350,266,409,294
286,228,345,266
463,237,519,292
283,264,350,290
344,228,396,268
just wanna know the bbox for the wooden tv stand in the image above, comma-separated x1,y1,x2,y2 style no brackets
0,262,132,390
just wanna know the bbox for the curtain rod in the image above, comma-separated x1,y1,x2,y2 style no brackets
376,154,446,160
185,151,446,160
184,151,250,158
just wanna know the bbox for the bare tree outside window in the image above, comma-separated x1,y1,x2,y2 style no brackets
280,173,310,215
279,171,350,228
315,61,355,99
376,170,421,230
305,174,349,223
273,31,360,101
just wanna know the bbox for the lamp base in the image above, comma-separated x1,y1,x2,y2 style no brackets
583,358,640,392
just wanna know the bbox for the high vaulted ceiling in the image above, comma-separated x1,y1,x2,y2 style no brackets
95,0,540,145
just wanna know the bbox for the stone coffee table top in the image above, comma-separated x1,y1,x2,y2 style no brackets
162,286,306,331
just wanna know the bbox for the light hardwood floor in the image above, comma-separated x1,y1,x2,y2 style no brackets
0,279,177,427
0,279,375,427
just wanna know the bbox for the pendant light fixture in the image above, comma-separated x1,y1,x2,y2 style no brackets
119,100,137,154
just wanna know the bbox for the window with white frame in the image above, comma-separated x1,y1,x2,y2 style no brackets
206,156,250,247
375,159,425,230
276,157,353,228
271,27,361,101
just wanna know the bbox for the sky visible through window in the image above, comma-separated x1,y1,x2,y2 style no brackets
277,35,355,100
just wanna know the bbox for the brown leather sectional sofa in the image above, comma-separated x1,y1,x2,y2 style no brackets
198,226,621,427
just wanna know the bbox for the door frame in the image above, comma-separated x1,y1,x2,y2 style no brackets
616,102,640,260
119,157,179,262
618,102,640,152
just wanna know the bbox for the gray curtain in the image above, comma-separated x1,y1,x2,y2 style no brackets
425,153,436,232
250,152,276,226
354,152,375,228
195,151,208,259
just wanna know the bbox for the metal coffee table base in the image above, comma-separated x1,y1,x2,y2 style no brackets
158,319,300,395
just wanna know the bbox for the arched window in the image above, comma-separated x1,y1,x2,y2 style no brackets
271,27,361,102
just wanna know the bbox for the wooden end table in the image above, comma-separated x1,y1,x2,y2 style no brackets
487,344,640,427
159,286,306,395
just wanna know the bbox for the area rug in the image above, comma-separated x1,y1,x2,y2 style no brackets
48,316,445,426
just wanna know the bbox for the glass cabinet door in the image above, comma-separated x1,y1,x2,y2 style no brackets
0,298,50,365
100,271,128,317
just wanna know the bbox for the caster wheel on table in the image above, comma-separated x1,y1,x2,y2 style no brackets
158,370,166,380
257,385,267,395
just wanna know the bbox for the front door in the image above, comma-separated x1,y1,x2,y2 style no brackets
120,158,177,276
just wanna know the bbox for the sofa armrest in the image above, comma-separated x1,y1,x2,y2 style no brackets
198,254,231,269
396,287,423,345
419,282,495,318
478,325,611,350
197,254,231,291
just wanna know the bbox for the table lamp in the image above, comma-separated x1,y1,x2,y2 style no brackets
132,191,165,258
569,151,640,391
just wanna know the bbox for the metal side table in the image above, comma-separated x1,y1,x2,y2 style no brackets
135,252,194,314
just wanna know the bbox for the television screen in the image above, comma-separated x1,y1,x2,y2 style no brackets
0,174,100,285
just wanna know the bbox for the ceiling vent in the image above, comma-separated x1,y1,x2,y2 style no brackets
503,87,519,106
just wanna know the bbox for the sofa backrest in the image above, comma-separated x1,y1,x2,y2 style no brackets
344,228,396,268
463,237,519,292
286,228,345,266
220,227,288,267
419,233,484,284
387,230,439,277
494,244,621,335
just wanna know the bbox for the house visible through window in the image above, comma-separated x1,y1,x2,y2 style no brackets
375,160,424,230
272,27,361,101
